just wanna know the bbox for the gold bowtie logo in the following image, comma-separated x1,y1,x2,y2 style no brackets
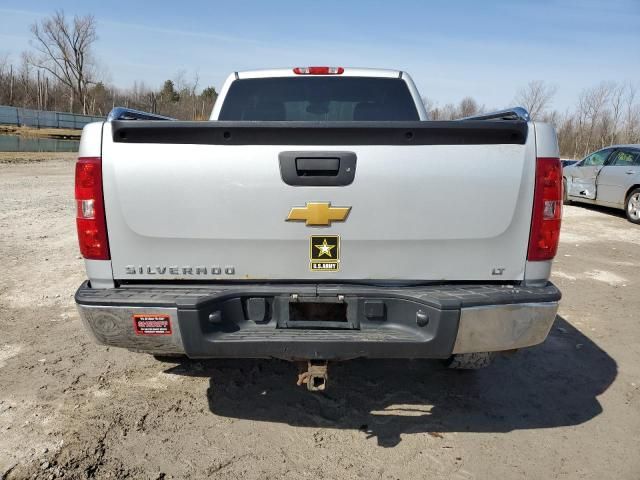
286,202,351,226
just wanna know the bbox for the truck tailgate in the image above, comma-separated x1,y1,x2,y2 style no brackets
101,121,536,282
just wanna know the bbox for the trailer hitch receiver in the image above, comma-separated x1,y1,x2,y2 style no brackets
296,360,328,392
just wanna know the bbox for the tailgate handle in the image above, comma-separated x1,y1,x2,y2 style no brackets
296,157,340,176
279,151,357,186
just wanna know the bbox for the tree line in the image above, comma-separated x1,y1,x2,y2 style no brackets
0,11,639,158
0,11,217,120
425,80,640,159
0,59,218,120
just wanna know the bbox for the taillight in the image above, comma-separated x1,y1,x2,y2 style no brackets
527,157,562,261
293,66,344,75
75,156,110,260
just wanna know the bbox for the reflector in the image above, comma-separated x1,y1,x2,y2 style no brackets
77,199,95,219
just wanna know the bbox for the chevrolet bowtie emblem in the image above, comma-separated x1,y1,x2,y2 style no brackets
286,202,351,226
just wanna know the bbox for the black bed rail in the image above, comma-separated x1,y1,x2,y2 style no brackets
110,120,528,146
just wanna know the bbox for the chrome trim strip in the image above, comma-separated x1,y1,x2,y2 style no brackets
453,302,558,354
77,304,184,354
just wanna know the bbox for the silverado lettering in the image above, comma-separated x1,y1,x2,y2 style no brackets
124,266,227,275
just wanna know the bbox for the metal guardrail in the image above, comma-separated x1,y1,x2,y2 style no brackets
0,105,104,129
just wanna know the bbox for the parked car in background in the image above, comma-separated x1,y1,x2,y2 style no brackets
561,159,578,168
563,145,640,224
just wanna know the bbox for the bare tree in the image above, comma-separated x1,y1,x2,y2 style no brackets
623,84,639,144
0,54,12,105
514,80,557,120
578,82,614,155
422,97,484,120
459,97,480,117
0,53,8,78
422,97,435,119
26,11,97,114
190,71,200,120
607,83,625,145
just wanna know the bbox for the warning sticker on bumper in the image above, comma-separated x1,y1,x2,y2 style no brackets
133,314,172,336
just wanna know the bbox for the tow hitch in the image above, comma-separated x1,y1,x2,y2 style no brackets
296,360,329,392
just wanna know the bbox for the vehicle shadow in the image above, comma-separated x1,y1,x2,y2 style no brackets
568,201,627,220
164,316,616,447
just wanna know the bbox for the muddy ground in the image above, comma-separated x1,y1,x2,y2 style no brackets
0,156,638,479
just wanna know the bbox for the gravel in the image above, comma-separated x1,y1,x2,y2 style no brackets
1,156,639,479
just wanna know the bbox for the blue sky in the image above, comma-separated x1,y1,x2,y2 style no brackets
1,0,639,111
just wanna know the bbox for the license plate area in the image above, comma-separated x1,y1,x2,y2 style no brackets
278,297,358,329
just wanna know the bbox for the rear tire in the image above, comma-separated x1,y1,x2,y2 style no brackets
625,188,640,224
445,352,495,370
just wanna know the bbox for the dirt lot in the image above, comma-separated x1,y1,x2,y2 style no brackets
1,156,639,479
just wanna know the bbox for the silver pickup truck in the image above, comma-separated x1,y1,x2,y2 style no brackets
74,67,562,390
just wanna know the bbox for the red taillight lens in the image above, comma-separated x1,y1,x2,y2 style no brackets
293,66,344,75
527,157,562,261
75,157,110,260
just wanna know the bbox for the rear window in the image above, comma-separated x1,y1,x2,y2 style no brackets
218,77,420,121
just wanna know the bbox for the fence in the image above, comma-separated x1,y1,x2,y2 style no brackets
0,105,104,130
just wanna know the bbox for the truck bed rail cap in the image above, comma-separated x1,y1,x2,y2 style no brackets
107,107,175,122
459,107,530,122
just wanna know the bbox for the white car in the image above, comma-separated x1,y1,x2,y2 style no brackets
563,145,640,223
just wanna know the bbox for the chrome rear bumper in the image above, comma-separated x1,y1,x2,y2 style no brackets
76,282,560,360
453,302,558,354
